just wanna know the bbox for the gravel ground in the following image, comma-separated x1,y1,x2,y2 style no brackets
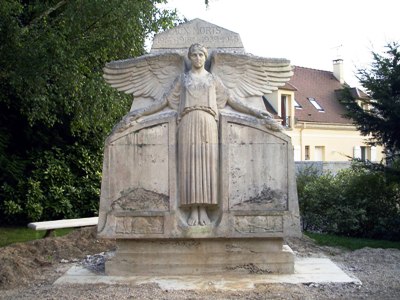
1,228,399,299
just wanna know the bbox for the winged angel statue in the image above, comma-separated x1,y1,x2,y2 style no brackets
103,44,293,226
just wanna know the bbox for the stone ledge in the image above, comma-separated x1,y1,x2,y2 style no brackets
54,257,361,290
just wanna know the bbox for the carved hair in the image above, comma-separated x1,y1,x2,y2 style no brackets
188,43,208,59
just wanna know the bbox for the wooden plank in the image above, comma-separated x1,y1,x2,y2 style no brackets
28,217,98,231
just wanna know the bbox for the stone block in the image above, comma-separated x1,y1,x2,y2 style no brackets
106,238,295,276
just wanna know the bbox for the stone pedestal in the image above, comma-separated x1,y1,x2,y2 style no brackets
106,238,294,276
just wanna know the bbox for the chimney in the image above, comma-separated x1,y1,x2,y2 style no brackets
333,59,344,84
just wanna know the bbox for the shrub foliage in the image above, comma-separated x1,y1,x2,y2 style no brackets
298,164,400,241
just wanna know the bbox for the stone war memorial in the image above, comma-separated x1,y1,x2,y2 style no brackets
98,19,301,276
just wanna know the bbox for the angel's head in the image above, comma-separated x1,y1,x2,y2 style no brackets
188,43,208,59
188,43,208,70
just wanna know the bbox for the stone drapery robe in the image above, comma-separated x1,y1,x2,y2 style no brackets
166,72,229,207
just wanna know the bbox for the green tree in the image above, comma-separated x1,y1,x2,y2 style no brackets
331,43,400,240
340,43,400,162
0,0,179,224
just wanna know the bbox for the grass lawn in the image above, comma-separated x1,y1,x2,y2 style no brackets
2,227,399,251
305,231,400,250
0,227,74,247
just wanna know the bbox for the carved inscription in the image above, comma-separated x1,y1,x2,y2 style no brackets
115,216,164,234
152,19,243,49
234,216,283,233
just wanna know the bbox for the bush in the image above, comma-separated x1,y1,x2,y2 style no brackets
297,163,400,241
1,145,102,224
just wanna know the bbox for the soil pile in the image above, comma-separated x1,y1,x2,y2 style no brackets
0,227,115,289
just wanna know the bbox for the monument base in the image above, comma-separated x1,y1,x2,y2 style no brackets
106,238,295,276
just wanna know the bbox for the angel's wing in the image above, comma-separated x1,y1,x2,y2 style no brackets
210,52,293,99
103,52,185,100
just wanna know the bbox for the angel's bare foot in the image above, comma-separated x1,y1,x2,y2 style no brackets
199,206,210,226
188,206,198,226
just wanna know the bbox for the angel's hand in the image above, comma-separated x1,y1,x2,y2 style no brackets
251,108,273,119
123,109,143,123
112,109,143,133
251,108,283,131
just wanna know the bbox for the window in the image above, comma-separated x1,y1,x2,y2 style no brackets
281,95,289,127
308,97,325,112
371,146,377,161
354,146,372,161
293,98,302,109
357,100,370,111
294,145,301,161
361,103,369,111
305,145,310,160
360,146,370,161
314,146,325,161
353,146,361,159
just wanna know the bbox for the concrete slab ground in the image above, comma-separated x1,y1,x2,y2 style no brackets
54,257,361,291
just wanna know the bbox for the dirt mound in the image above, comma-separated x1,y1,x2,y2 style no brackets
0,227,115,290
2,231,400,299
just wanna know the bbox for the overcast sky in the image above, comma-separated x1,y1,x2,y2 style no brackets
158,0,400,88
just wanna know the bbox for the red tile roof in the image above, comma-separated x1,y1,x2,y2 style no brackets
280,82,298,91
289,66,352,124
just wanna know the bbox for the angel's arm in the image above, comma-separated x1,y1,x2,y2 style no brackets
113,76,181,132
126,74,182,118
227,96,283,131
215,78,282,131
212,52,291,131
124,98,168,121
112,99,167,133
227,96,273,119
215,76,272,118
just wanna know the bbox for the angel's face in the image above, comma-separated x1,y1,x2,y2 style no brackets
189,50,206,69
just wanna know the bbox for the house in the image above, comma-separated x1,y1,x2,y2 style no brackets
265,59,384,162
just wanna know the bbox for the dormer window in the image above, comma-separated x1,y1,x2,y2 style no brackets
293,99,302,109
357,100,370,111
308,97,325,112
